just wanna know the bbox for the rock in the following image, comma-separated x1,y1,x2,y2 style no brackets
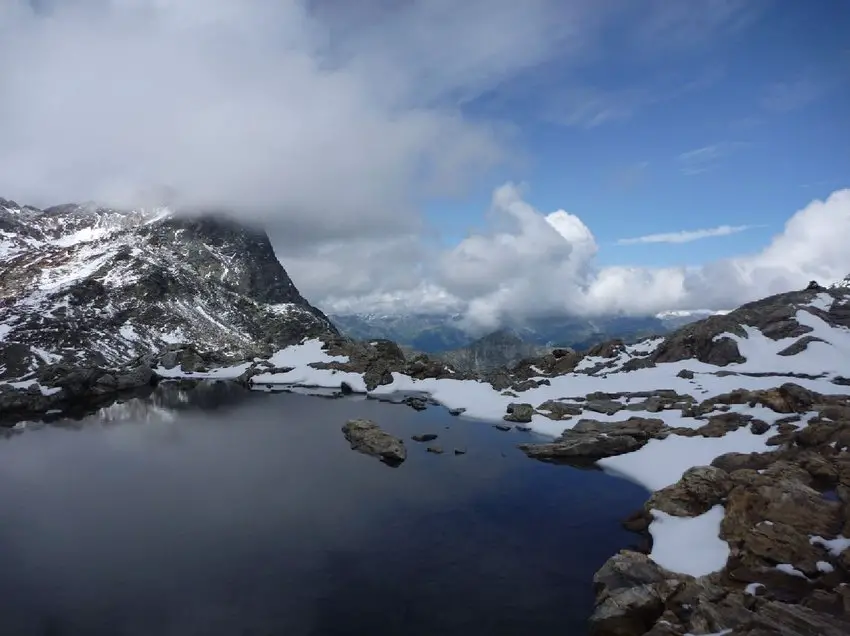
646,466,732,517
340,381,354,395
622,510,652,533
589,551,682,636
453,448,467,455
722,474,842,543
402,396,429,411
712,452,775,473
341,419,407,466
751,600,850,635
806,280,825,291
677,369,695,379
448,407,466,416
537,400,582,420
757,383,818,414
584,399,625,416
504,402,534,423
515,425,531,432
750,419,771,435
519,431,642,463
426,446,444,454
494,424,512,432
411,434,438,443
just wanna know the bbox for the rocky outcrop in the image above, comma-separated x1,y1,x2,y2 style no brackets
519,417,665,464
341,419,407,466
650,287,849,367
589,385,850,636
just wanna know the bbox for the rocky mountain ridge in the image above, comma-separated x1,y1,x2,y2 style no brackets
0,197,337,407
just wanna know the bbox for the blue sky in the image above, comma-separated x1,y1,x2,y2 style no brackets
425,1,850,268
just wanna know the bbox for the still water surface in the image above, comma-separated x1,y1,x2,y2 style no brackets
0,384,647,635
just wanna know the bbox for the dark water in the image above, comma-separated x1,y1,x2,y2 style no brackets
0,384,647,636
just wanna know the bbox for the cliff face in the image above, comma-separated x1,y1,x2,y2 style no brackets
0,198,337,376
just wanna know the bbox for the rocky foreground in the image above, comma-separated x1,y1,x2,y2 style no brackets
517,382,850,635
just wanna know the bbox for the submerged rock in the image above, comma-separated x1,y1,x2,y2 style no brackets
411,433,438,443
341,419,407,466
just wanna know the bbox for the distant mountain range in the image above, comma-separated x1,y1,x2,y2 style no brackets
329,310,725,359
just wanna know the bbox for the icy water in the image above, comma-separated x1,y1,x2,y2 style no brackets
0,383,647,636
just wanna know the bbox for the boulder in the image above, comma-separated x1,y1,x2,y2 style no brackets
341,419,407,466
646,466,732,517
504,402,534,423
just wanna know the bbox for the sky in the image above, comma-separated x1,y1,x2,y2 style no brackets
1,0,849,327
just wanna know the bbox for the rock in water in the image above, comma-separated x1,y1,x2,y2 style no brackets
341,419,407,466
411,434,438,443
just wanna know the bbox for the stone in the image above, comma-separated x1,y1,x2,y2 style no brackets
426,446,444,455
588,551,682,636
411,434,438,443
537,400,583,420
646,466,732,517
504,402,534,423
341,419,407,466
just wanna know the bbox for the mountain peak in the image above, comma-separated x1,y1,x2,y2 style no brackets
0,197,336,375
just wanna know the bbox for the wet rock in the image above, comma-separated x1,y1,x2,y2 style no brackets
453,448,467,455
676,369,695,379
493,424,512,432
519,425,644,462
448,407,466,416
411,434,438,443
341,419,407,466
426,446,444,455
402,396,429,411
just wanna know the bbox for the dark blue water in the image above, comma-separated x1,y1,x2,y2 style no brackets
0,383,647,636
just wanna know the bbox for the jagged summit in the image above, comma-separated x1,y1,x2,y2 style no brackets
831,273,850,289
0,197,336,377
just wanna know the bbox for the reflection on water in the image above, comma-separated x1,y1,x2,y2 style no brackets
0,383,647,636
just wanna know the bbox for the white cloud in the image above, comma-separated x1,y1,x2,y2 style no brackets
316,187,850,326
677,142,749,176
617,224,755,245
0,0,591,245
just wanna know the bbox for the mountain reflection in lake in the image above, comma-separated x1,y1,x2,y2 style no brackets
0,383,647,636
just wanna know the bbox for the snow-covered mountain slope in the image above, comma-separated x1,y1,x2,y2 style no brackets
0,197,336,380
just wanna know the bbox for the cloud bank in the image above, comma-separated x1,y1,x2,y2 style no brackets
302,186,850,329
0,0,588,244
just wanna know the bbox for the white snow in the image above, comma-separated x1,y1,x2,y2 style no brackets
598,427,771,492
155,362,253,380
810,535,850,556
50,226,110,247
744,582,764,596
120,324,141,342
807,293,835,312
816,561,835,573
684,630,732,636
648,505,729,577
0,323,12,341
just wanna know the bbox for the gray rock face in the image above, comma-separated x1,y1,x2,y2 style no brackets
0,200,337,374
341,419,407,466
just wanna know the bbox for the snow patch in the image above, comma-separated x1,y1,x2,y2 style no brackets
648,505,729,577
